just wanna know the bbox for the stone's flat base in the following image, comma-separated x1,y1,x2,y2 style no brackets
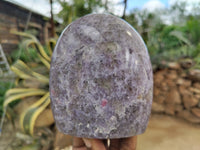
138,114,200,150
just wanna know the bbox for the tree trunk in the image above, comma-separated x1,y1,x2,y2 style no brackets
50,0,55,37
122,0,127,19
105,0,108,11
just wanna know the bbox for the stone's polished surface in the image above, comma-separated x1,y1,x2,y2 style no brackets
50,14,153,139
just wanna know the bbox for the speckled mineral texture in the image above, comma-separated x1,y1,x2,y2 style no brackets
50,14,153,139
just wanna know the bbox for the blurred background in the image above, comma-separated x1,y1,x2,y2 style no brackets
0,0,200,150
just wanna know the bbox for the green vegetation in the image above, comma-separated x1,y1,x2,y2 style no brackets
57,0,104,30
11,47,38,63
125,2,200,68
3,31,56,135
0,81,13,117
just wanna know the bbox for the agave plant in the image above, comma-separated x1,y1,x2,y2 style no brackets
3,30,56,135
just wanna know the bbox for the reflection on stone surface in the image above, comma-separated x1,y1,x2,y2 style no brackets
50,14,153,139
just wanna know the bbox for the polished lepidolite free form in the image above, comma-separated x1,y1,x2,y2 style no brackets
50,14,153,139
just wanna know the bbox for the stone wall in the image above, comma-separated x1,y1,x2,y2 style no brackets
152,62,200,123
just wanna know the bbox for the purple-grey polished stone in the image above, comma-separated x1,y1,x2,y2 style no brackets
50,14,153,139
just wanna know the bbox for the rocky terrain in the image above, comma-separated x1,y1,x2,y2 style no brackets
152,61,200,123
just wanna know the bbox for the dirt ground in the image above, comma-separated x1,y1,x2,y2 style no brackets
137,114,200,150
1,114,200,150
0,120,15,150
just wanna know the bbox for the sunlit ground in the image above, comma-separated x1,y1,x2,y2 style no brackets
138,114,200,150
